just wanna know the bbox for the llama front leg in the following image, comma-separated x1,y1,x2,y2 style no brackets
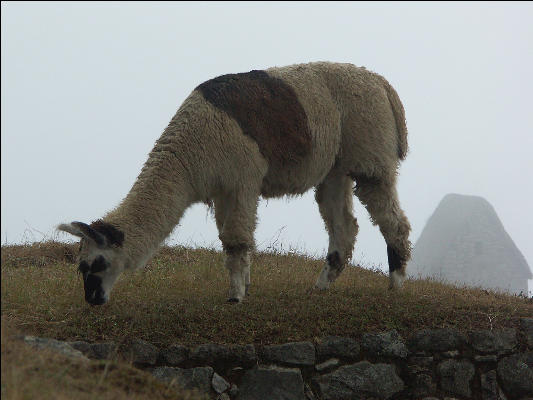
316,251,348,290
225,247,250,302
215,191,258,303
315,173,359,290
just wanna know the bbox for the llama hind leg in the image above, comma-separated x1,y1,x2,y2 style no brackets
215,192,258,302
315,173,359,290
354,175,411,289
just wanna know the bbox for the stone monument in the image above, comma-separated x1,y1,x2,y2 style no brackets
408,193,532,295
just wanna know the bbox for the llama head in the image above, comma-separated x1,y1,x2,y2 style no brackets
57,221,125,306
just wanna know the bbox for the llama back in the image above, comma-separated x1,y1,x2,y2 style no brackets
192,63,343,197
269,62,408,178
150,62,408,199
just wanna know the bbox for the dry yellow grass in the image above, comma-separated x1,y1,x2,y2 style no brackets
2,242,532,399
2,242,531,349
1,318,205,400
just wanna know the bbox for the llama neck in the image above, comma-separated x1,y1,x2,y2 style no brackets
103,151,195,270
102,92,210,269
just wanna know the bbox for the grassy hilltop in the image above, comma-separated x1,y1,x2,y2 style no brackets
2,242,532,399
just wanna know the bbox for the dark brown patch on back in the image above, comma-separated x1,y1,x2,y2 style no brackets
196,70,311,165
90,220,124,247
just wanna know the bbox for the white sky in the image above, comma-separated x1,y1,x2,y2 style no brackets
2,2,532,282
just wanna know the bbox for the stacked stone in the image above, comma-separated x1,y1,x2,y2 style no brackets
406,322,533,400
19,318,533,399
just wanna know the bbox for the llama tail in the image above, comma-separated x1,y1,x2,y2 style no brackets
384,81,409,160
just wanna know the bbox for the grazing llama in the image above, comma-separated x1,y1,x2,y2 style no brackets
59,62,411,305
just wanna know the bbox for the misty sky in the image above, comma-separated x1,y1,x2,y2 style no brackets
2,2,532,283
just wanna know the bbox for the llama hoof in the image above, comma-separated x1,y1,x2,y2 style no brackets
388,270,405,290
245,284,250,296
312,284,329,292
227,297,241,304
315,266,333,290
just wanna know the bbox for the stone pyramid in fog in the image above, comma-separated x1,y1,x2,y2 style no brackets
408,193,532,295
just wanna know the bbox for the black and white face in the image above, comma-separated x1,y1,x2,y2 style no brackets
58,221,125,306
77,242,122,305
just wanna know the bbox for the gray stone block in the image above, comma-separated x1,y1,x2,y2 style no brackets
23,336,88,361
437,359,475,398
152,366,214,394
408,329,467,353
123,339,159,365
470,329,517,355
190,343,256,370
68,340,93,357
312,361,404,400
261,342,315,367
159,344,190,366
361,330,408,359
316,336,360,361
481,370,507,400
497,352,533,398
212,372,230,394
237,366,305,400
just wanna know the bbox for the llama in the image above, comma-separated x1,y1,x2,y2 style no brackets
58,61,411,306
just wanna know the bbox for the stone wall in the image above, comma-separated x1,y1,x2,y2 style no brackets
21,318,533,400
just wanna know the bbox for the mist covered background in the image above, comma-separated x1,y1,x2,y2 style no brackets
2,2,532,291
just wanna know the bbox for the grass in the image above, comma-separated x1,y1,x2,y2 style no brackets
2,241,532,399
1,317,206,400
2,242,532,349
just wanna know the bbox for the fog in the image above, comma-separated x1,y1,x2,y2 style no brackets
2,2,532,291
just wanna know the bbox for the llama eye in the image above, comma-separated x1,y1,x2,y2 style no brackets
90,256,108,273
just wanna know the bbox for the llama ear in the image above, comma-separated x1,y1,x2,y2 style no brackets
57,221,106,247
